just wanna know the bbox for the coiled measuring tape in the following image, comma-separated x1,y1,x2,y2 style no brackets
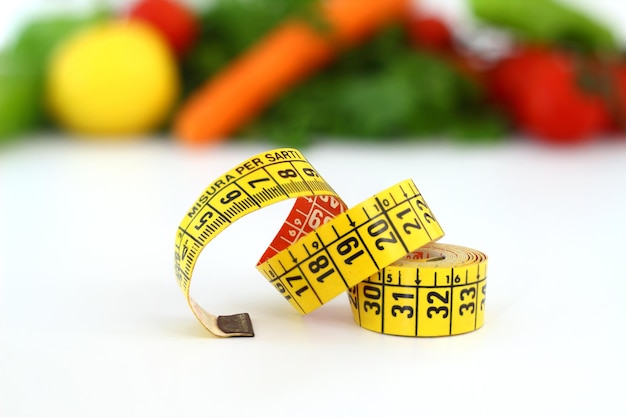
174,147,486,337
349,242,487,336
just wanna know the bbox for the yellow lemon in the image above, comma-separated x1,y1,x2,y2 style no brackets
46,20,179,138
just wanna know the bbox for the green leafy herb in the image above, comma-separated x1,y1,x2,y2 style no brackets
244,26,506,143
181,0,318,95
181,1,507,144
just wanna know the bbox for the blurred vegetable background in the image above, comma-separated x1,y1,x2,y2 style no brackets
1,0,625,146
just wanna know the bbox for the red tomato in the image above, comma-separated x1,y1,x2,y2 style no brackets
485,47,564,110
516,76,610,144
405,14,454,52
608,63,626,135
127,0,199,57
487,46,612,144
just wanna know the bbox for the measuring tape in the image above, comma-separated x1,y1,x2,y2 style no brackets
174,147,486,337
349,243,487,336
256,179,444,314
174,148,344,336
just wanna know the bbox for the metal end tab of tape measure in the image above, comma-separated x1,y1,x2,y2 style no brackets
174,148,486,338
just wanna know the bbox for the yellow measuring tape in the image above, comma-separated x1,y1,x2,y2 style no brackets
349,242,487,336
174,148,487,337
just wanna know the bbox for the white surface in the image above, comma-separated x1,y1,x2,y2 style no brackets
1,137,626,417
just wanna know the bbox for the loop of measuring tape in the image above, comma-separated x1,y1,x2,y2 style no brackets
174,147,486,338
256,179,444,314
349,243,487,336
174,148,344,337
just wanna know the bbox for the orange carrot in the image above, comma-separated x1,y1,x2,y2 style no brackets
174,0,410,145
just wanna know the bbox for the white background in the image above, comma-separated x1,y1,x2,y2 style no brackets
2,137,626,417
2,0,626,417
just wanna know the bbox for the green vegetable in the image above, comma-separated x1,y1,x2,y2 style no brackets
0,51,40,141
469,0,617,52
183,4,506,144
243,26,507,144
181,0,318,95
0,10,110,141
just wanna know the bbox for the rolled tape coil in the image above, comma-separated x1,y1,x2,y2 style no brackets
174,148,484,338
349,243,487,337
